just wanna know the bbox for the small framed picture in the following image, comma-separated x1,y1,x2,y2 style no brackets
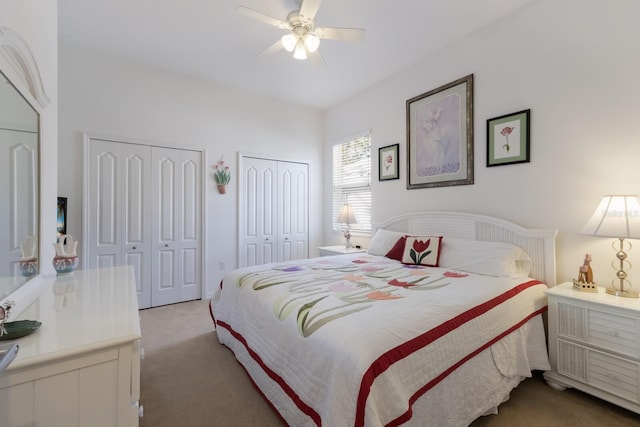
487,109,530,167
57,197,67,240
379,144,399,181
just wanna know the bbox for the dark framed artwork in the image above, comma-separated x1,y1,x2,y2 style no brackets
57,197,67,240
379,143,399,181
486,109,530,167
406,74,474,189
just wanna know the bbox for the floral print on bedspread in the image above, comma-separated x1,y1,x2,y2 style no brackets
236,256,469,337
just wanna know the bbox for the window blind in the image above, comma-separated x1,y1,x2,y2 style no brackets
332,134,371,234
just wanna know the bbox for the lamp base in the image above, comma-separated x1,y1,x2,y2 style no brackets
606,287,639,298
344,238,352,250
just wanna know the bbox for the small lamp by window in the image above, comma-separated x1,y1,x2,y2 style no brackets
581,195,640,298
336,204,358,250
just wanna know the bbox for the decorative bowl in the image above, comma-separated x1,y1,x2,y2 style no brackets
52,255,78,274
19,258,38,277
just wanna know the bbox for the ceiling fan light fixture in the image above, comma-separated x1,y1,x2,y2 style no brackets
293,41,307,60
304,33,320,53
281,33,298,52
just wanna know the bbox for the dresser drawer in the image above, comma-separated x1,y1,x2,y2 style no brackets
589,310,640,358
589,349,640,403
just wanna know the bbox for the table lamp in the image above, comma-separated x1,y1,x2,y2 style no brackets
336,204,358,250
580,195,640,298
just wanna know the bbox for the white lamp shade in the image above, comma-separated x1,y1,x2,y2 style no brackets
304,33,320,52
336,205,358,225
281,34,297,52
293,41,307,60
581,195,640,238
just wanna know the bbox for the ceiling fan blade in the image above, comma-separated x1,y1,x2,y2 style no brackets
257,39,284,58
307,50,326,68
299,0,322,22
236,6,290,30
315,27,365,42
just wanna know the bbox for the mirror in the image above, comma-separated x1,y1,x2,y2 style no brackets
0,70,39,300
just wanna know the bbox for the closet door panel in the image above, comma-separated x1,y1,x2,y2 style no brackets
151,147,201,306
121,145,152,309
86,138,166,309
278,161,308,262
261,165,277,264
240,157,277,267
177,155,200,301
88,141,123,270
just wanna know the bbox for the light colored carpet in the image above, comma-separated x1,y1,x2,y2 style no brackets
139,299,640,426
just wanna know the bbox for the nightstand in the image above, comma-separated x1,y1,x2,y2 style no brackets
318,245,366,257
544,282,640,414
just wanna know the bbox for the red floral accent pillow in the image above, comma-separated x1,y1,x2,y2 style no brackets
385,236,408,261
401,236,443,267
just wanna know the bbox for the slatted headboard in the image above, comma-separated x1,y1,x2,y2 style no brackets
374,211,558,286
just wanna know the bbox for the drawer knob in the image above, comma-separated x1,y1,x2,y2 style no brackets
606,329,618,337
606,372,619,381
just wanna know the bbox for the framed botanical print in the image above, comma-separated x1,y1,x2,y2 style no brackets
379,143,399,181
486,109,530,167
406,74,474,189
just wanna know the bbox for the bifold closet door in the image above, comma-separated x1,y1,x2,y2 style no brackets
86,139,202,308
150,146,202,306
86,139,152,308
240,156,308,268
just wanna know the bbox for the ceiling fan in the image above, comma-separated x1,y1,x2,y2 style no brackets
237,0,365,63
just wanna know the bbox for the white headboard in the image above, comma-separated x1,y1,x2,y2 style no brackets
374,211,558,286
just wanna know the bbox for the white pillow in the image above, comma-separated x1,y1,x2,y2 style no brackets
438,238,532,277
367,229,407,256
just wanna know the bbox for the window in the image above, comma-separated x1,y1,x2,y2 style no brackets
332,134,371,234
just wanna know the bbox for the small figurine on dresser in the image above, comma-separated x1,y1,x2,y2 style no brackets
573,253,598,292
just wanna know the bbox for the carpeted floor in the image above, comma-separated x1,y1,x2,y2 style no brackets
139,299,640,427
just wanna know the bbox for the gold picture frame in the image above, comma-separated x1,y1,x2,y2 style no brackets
406,74,474,189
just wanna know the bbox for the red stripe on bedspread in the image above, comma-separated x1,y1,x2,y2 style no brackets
216,319,322,427
355,279,545,427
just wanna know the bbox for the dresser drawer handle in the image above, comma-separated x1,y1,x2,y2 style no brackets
606,329,618,337
606,371,619,381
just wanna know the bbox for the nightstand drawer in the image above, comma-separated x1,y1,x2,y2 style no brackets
557,301,640,358
558,339,640,403
589,350,640,403
589,310,640,358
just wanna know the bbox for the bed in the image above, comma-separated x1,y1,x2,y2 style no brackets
210,211,558,426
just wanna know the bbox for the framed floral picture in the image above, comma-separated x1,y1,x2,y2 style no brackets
379,143,399,181
406,74,474,189
486,109,530,167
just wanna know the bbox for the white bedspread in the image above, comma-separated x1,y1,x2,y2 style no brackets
211,254,550,426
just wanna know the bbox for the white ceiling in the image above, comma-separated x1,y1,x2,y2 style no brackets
58,0,533,110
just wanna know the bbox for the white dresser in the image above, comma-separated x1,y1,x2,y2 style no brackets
544,282,640,414
0,266,142,426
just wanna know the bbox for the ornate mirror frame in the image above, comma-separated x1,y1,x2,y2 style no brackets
0,26,49,314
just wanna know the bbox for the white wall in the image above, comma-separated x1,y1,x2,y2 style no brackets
0,1,58,275
58,46,324,298
324,0,640,286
